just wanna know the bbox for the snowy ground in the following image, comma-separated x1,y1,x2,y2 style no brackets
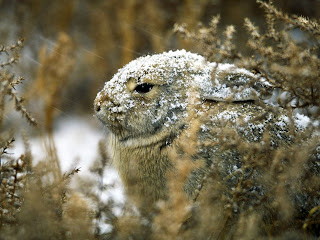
12,116,125,205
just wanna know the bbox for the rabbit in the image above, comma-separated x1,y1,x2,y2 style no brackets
94,50,317,214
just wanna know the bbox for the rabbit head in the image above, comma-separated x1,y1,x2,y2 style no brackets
94,50,270,143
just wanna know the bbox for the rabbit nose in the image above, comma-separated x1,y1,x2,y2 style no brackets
94,97,104,112
95,91,123,113
95,104,101,112
94,90,109,112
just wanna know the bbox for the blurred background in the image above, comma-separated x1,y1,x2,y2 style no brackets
0,0,320,171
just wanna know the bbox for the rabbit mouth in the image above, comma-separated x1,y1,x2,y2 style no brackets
96,112,126,137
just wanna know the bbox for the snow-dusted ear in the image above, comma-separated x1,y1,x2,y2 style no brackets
199,63,272,102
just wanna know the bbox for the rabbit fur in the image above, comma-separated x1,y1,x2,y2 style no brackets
94,50,316,212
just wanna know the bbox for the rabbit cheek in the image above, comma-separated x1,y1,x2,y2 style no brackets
125,103,159,134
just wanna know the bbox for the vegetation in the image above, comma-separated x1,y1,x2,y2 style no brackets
0,0,319,239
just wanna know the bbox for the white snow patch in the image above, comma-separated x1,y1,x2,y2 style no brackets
215,111,239,122
294,113,311,129
12,116,125,207
276,115,290,129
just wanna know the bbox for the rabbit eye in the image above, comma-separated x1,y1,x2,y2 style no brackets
134,83,154,94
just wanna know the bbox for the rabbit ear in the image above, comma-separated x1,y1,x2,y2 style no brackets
199,63,273,102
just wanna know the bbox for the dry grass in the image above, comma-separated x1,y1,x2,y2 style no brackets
171,1,320,239
0,36,92,239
